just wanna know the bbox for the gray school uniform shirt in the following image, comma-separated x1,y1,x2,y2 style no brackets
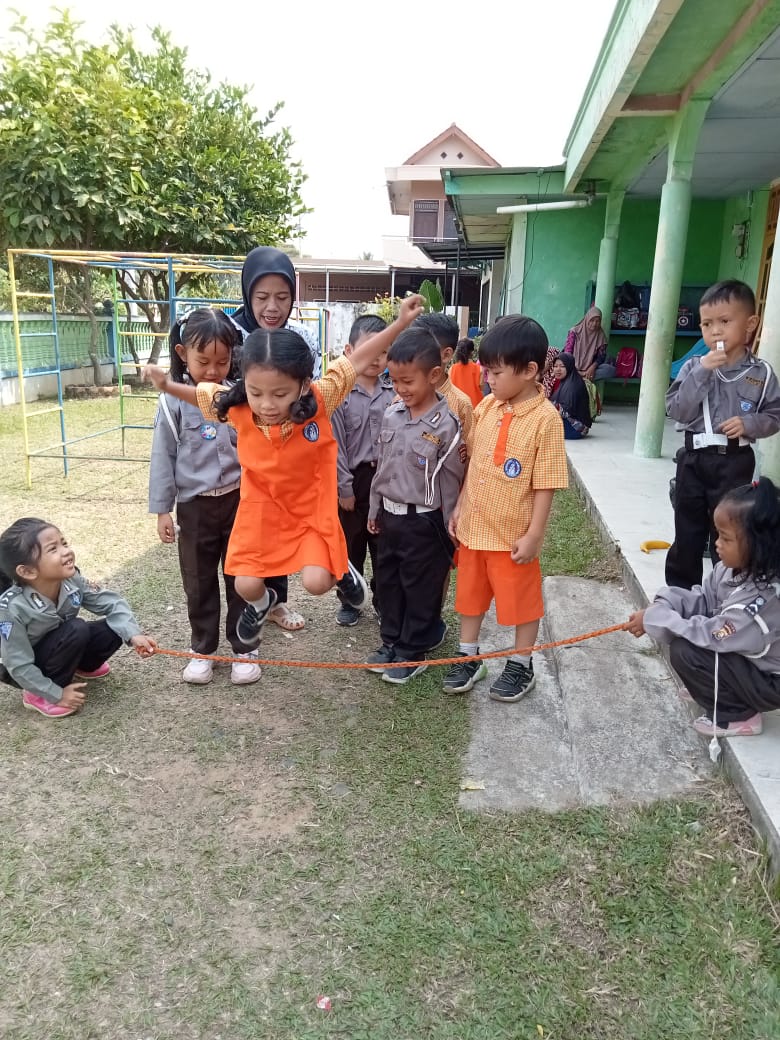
368,394,466,525
643,563,780,674
666,352,780,440
149,393,241,513
0,574,142,702
331,378,395,498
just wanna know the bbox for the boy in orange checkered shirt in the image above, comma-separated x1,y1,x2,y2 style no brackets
444,315,568,701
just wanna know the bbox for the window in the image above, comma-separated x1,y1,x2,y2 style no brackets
412,200,439,242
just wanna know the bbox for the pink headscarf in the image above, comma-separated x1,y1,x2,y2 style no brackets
569,306,607,375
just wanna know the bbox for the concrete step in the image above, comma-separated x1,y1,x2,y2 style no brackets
459,577,710,813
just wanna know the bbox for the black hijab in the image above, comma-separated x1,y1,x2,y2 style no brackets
232,247,297,334
551,352,592,429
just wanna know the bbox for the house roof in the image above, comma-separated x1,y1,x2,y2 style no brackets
403,123,500,167
564,0,780,197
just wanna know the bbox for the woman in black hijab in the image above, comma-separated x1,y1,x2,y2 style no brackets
228,247,321,631
231,247,321,378
550,352,592,439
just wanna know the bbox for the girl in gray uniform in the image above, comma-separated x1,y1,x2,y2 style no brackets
149,308,260,685
627,477,780,737
0,517,156,718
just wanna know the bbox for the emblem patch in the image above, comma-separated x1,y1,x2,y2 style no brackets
0,621,12,639
745,596,766,617
200,422,218,440
422,431,441,446
713,619,737,641
416,455,427,467
69,591,82,607
503,458,522,478
739,400,753,413
303,422,319,442
30,592,46,610
745,375,763,386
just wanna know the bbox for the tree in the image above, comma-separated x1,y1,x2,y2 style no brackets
0,12,308,370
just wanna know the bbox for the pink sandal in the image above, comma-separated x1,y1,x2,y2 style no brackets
268,603,306,631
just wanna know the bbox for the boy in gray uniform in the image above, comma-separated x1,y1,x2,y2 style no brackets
366,327,465,684
331,315,393,626
665,280,780,589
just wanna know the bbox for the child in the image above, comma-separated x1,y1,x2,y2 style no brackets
149,308,261,685
331,314,394,627
143,295,424,655
0,518,157,718
413,313,474,447
443,315,568,702
550,352,592,439
366,328,465,684
627,478,780,737
665,279,780,589
449,337,484,407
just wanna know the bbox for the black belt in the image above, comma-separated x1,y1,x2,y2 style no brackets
684,433,752,455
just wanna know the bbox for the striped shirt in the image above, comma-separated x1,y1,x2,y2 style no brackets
196,355,356,442
456,385,568,551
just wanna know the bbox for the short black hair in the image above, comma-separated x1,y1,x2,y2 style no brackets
348,314,387,345
387,327,442,371
413,312,459,350
699,279,756,313
478,315,548,373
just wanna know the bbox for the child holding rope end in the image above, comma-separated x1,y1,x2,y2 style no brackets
0,518,156,718
143,294,425,655
627,477,780,739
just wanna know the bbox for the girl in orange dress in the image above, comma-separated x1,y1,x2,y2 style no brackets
449,337,485,407
144,295,423,650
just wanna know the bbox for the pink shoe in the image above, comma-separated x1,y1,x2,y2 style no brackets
22,691,78,718
75,662,111,679
693,713,763,737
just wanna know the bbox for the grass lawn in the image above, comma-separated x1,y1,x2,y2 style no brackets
0,397,778,1039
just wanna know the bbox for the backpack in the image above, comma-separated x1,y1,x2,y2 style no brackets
614,346,642,380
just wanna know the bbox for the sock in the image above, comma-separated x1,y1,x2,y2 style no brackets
249,591,270,613
509,653,532,667
459,642,478,656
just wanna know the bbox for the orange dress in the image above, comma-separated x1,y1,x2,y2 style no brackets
225,385,348,580
449,361,484,407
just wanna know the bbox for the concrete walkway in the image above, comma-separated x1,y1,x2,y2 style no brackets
459,578,708,813
565,405,780,870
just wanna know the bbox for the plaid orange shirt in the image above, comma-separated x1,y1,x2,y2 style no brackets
195,355,356,442
456,384,568,551
439,376,474,448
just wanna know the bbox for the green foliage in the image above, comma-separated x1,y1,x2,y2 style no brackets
366,293,403,323
0,12,307,351
418,278,445,313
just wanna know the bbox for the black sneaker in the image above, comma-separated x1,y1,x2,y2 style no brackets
336,561,369,610
336,604,361,627
236,589,278,648
365,645,395,673
442,653,487,694
489,660,535,703
426,620,448,653
382,663,428,685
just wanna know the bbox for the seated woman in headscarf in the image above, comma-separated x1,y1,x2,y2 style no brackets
563,306,616,382
550,354,592,440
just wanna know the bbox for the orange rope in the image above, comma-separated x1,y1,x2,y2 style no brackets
151,622,629,670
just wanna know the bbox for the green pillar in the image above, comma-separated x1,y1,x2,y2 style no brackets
594,189,625,338
634,100,709,458
756,254,780,482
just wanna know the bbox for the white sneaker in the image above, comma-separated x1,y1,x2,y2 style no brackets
231,651,262,685
182,655,213,684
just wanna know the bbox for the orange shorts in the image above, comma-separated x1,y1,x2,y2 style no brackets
455,545,543,626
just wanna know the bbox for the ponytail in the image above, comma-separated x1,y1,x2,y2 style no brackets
720,477,780,585
289,390,317,424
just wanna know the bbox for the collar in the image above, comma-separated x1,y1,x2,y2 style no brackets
487,383,547,418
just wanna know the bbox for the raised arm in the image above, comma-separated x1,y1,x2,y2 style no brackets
349,294,425,375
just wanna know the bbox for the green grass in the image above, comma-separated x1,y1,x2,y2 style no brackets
0,397,778,1039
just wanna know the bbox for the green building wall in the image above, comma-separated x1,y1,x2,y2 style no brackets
514,196,729,349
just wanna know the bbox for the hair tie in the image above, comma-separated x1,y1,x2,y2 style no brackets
752,480,760,488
